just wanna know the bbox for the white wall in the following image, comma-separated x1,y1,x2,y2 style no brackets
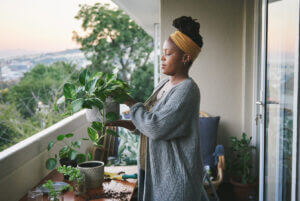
160,0,255,147
0,110,92,201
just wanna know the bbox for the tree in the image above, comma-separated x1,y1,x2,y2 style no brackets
129,63,154,102
7,62,79,118
0,62,78,151
73,3,153,82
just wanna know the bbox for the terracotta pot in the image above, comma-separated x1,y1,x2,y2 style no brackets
77,161,104,189
230,178,255,201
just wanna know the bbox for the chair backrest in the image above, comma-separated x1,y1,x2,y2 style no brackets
199,111,220,167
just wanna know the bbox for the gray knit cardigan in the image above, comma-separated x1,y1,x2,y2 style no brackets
130,77,204,201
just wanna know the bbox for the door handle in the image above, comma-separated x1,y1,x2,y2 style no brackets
256,101,264,105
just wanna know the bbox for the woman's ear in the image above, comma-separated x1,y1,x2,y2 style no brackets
182,54,192,64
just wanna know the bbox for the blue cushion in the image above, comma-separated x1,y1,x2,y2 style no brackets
199,116,220,167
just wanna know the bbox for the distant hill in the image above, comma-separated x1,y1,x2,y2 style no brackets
0,49,89,82
0,49,42,59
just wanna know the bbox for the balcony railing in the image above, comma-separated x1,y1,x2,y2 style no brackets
0,109,92,201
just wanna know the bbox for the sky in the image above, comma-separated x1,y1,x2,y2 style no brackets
268,0,299,55
0,0,116,54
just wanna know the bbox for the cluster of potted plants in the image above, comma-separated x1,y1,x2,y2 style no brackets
43,69,131,198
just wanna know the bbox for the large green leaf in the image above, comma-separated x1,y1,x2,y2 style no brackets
88,152,93,161
79,69,90,86
90,98,104,110
94,90,106,102
69,150,77,161
65,133,74,138
81,137,89,141
57,134,64,141
73,140,81,149
86,78,98,94
46,158,57,170
47,140,54,151
106,112,119,122
83,99,93,109
59,146,70,158
71,98,84,113
63,83,76,99
87,127,99,142
91,121,103,132
76,153,86,164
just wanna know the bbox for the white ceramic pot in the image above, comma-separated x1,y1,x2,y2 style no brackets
77,161,104,189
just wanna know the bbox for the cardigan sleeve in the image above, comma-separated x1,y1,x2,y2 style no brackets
130,83,198,141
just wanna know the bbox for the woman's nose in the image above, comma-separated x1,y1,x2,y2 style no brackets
161,55,165,61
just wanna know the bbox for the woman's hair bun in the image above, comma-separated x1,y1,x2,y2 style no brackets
172,16,203,48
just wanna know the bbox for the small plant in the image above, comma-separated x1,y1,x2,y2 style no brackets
60,69,130,147
227,133,256,184
57,165,86,195
42,179,73,201
46,133,91,170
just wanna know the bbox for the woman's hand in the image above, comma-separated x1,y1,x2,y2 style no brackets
106,120,136,131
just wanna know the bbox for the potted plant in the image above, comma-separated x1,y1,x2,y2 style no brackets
42,179,73,201
45,133,91,171
60,69,130,147
56,70,130,188
227,133,257,201
57,165,86,195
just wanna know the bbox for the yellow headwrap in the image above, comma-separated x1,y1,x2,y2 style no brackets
170,31,201,62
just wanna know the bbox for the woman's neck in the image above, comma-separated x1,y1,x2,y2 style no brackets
169,73,189,85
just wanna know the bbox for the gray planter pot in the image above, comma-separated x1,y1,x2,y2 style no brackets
86,97,119,123
77,161,104,189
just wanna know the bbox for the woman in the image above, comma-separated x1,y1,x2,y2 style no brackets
109,16,204,201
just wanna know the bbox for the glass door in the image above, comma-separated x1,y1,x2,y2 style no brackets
259,0,299,201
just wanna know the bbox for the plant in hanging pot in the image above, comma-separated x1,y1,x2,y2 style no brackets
45,133,91,172
227,133,257,201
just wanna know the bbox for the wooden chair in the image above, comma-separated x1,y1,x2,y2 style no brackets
199,111,225,198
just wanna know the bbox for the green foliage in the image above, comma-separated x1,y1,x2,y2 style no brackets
7,62,79,118
227,133,256,184
57,165,84,184
42,180,73,201
0,62,79,151
129,63,154,102
62,69,130,113
61,69,130,148
111,128,139,166
73,3,153,82
46,133,89,170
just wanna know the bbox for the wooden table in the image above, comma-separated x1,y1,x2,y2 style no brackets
20,166,137,201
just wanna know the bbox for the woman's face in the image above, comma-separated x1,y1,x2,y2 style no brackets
160,38,184,75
